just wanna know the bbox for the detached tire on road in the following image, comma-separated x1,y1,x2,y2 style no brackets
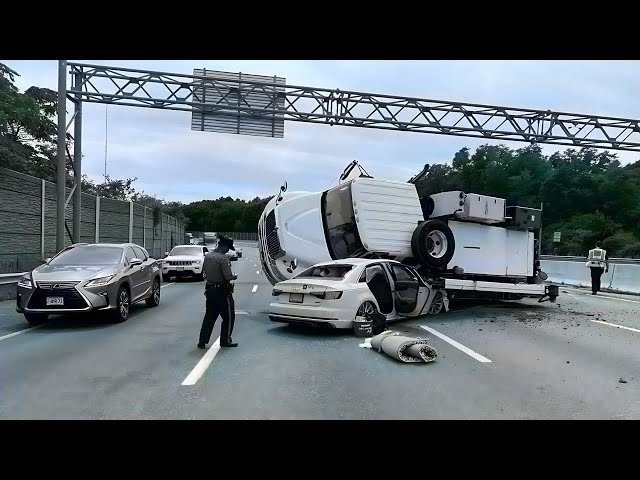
110,285,130,323
145,278,161,307
24,312,48,324
411,219,455,270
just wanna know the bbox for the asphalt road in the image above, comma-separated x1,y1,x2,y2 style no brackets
1,244,639,419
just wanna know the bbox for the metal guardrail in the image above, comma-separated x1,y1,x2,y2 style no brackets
541,255,640,265
0,272,27,286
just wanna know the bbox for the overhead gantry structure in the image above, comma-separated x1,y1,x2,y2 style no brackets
55,61,640,251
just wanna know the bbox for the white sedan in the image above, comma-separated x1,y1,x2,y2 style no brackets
268,258,448,329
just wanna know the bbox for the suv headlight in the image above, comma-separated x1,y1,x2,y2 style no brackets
86,275,115,287
17,275,32,289
193,260,201,265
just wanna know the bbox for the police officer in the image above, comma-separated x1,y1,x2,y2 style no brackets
198,235,238,349
586,243,609,295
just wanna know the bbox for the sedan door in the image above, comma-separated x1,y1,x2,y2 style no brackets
386,263,431,318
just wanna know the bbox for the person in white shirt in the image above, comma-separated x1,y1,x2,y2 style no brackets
586,243,609,295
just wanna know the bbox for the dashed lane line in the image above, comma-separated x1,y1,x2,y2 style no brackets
420,325,492,363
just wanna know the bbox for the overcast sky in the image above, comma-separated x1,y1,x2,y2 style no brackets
6,60,640,203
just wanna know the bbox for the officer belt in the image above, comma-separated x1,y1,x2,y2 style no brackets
206,282,229,288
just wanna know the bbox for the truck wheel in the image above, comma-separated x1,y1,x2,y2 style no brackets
411,219,455,269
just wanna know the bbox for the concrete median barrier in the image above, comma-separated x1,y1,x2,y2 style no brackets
607,264,640,294
541,260,640,295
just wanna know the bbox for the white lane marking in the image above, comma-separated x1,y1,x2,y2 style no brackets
252,285,258,293
563,288,640,304
420,325,492,363
0,324,45,342
591,319,640,333
593,295,640,305
256,270,260,275
182,337,221,386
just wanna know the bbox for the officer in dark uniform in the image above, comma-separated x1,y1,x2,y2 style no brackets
198,235,238,349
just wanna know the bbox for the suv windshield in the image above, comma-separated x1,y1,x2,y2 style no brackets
296,265,354,279
49,245,124,266
322,183,365,259
170,246,203,256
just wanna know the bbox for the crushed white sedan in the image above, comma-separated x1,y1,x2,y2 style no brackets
268,258,448,329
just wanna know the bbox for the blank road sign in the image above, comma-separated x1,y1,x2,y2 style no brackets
191,68,286,138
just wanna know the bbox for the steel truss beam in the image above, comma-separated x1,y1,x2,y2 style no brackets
67,62,640,152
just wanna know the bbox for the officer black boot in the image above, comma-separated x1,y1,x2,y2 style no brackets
197,342,206,349
221,341,238,347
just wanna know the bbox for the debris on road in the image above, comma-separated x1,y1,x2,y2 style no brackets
619,378,628,384
353,316,373,337
369,331,437,363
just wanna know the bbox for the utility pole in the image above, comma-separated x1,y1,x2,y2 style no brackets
72,69,83,243
56,60,67,252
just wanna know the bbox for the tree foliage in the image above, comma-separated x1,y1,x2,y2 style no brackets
414,144,640,257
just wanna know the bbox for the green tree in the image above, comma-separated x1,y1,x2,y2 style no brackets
410,144,640,257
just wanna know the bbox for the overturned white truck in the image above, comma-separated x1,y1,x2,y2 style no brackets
258,161,558,304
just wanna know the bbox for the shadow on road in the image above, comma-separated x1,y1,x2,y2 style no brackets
34,304,151,332
265,323,353,340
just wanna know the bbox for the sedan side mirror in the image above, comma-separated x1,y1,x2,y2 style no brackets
165,251,169,257
130,258,143,267
44,257,52,264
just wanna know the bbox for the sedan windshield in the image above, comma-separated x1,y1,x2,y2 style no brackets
49,245,124,266
170,246,203,256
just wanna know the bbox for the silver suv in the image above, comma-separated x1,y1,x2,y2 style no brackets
16,243,162,324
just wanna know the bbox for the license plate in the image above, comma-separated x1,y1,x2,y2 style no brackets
289,293,303,303
176,267,184,271
46,297,64,306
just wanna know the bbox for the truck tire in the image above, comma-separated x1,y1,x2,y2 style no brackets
411,219,455,270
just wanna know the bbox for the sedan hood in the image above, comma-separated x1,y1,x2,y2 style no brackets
32,264,120,283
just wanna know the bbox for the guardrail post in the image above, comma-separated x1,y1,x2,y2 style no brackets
95,196,100,243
